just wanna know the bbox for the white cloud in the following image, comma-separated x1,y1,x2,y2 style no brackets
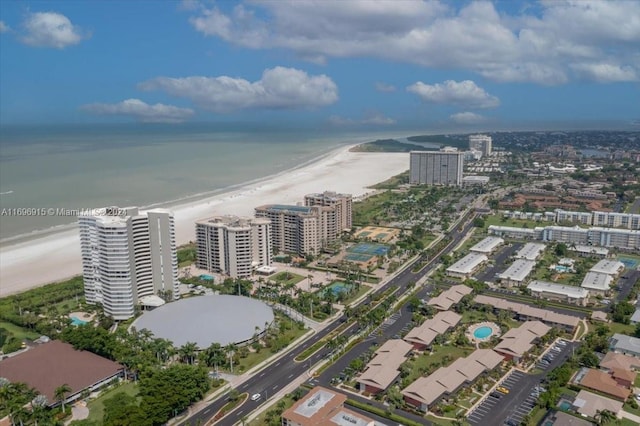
139,66,338,112
0,21,10,33
187,1,640,84
20,11,87,48
328,115,356,126
570,63,639,83
375,82,396,93
361,112,396,125
81,99,194,123
407,80,500,109
450,112,486,125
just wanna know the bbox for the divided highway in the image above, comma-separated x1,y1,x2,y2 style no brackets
181,211,478,426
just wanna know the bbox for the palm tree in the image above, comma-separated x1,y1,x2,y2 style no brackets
179,342,199,365
595,409,616,425
225,343,237,372
54,383,71,413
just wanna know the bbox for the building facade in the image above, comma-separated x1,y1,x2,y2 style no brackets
255,203,345,255
195,215,272,278
304,191,353,233
409,151,464,186
79,208,179,320
468,134,492,156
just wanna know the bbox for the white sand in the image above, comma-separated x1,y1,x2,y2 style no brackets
0,146,409,297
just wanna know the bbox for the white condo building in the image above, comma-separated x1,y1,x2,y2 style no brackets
79,208,179,321
469,135,492,156
195,215,272,278
409,151,464,186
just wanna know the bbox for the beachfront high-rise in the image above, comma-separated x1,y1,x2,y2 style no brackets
79,208,179,321
468,134,492,156
304,191,353,233
409,151,464,186
255,204,333,255
195,216,272,278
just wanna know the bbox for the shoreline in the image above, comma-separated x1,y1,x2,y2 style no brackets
0,145,409,297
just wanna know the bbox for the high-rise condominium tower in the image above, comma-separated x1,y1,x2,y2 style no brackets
304,191,353,233
79,208,179,320
409,151,464,186
195,215,272,278
468,134,492,156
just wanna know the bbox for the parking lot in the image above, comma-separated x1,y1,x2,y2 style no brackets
468,340,578,425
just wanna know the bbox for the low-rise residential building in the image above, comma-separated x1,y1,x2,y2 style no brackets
404,311,461,350
591,311,609,323
577,368,631,401
610,333,640,358
580,272,613,296
498,259,536,287
446,253,488,279
572,390,624,419
494,321,550,362
541,226,590,245
588,227,640,250
631,309,640,325
281,386,375,426
527,281,590,306
469,237,504,254
488,225,538,240
600,352,640,372
474,295,580,332
590,259,625,276
402,349,503,412
569,245,609,258
514,243,546,261
426,285,473,311
0,340,123,407
356,340,413,395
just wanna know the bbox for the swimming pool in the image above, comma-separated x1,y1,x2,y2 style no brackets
199,274,214,281
558,400,572,411
70,316,88,326
554,265,571,273
473,326,494,339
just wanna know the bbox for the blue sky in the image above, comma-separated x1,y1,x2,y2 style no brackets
1,0,639,129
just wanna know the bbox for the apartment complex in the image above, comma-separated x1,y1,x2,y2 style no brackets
255,193,352,256
409,151,464,186
304,191,353,233
79,207,179,320
195,215,272,278
469,134,492,156
488,224,640,250
503,209,640,230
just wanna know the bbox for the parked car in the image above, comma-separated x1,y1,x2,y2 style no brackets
497,386,510,394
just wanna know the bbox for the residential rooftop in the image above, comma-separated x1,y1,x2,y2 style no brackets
527,280,590,299
474,295,580,328
590,259,625,275
446,253,488,275
357,339,413,391
514,243,546,260
426,285,473,311
469,237,504,254
573,389,623,419
494,321,551,358
404,311,461,348
498,259,536,283
580,272,613,292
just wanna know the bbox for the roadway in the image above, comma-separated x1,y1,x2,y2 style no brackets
181,211,478,425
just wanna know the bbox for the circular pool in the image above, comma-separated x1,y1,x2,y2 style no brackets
473,326,493,339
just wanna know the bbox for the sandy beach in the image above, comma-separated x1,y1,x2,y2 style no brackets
0,146,409,297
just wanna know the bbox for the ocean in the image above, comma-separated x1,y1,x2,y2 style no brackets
0,123,388,243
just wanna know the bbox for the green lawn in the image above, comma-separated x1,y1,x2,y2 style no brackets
248,395,295,425
0,321,39,340
482,214,544,231
608,322,635,336
234,322,308,373
403,344,474,384
271,271,305,286
85,382,139,424
339,285,371,305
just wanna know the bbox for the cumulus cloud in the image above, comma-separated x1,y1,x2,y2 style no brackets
407,80,500,109
186,1,640,84
450,112,486,125
375,82,396,93
81,99,194,123
0,21,10,33
362,112,396,125
20,11,87,48
139,66,338,112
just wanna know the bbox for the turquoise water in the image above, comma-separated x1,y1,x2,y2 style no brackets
199,274,214,281
1,124,395,242
70,316,88,326
554,265,571,272
558,400,572,410
473,326,493,339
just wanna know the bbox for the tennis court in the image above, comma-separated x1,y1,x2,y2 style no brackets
348,242,390,256
345,252,375,262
